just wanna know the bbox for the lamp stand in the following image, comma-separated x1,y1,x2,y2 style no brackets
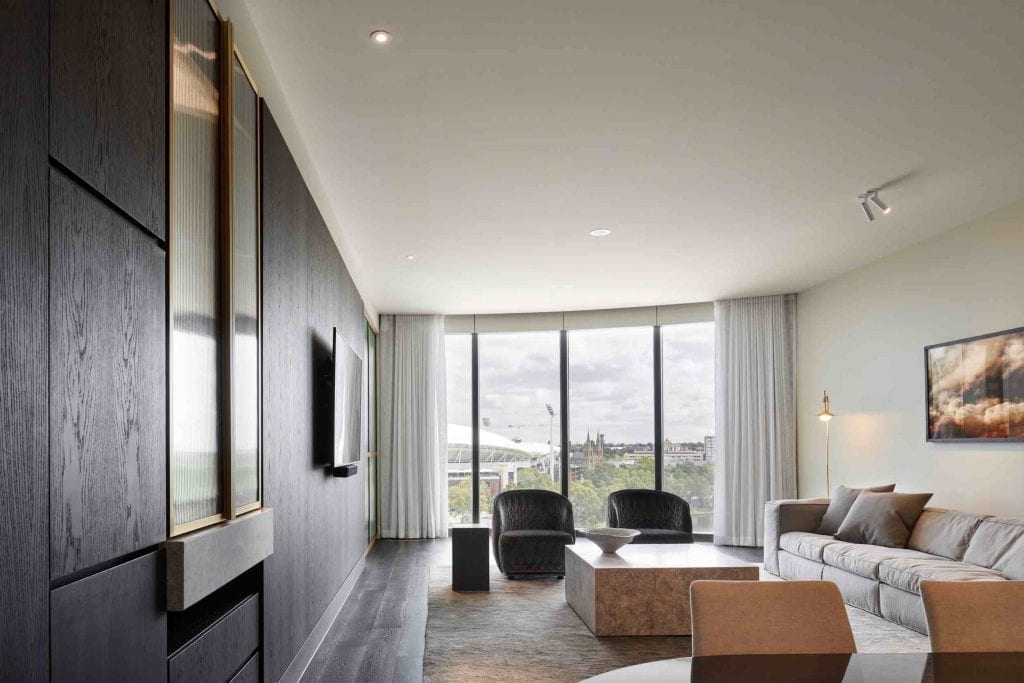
824,420,831,497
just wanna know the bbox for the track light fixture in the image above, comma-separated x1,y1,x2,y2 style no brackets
860,198,875,221
858,189,891,222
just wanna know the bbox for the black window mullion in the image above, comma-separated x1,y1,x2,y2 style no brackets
559,330,569,498
654,325,663,490
471,332,480,523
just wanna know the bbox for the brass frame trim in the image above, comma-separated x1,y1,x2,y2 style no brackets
173,512,227,537
166,1,266,536
235,499,262,516
219,18,236,520
228,40,263,516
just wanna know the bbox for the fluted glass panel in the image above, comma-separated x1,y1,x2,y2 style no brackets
232,55,260,509
171,0,220,528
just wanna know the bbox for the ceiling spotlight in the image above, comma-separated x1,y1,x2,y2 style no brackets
589,228,611,237
858,189,890,222
405,254,415,260
869,192,891,215
370,30,392,45
860,199,875,222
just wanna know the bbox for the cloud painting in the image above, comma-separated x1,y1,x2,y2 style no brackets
927,328,1024,440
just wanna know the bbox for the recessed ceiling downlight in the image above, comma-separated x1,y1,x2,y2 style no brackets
370,30,392,45
589,228,612,237
405,254,415,260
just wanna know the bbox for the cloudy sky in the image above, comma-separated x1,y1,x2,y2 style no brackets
445,323,714,445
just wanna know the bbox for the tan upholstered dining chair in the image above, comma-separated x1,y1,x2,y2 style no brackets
921,580,1024,653
689,580,857,657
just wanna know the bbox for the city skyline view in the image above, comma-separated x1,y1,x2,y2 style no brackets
446,323,715,446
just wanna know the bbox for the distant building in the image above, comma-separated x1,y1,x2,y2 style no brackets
582,429,605,468
626,439,704,465
704,435,716,462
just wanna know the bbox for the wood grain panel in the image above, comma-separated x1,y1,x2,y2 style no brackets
50,551,166,682
50,0,167,238
50,170,167,579
261,102,368,681
0,0,49,680
230,653,260,683
169,594,259,683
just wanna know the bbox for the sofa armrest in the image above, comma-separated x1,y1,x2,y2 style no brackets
763,498,830,576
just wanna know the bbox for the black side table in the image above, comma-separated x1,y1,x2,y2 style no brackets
451,524,490,592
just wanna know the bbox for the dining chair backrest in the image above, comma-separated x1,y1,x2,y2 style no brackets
689,580,857,657
921,580,1024,653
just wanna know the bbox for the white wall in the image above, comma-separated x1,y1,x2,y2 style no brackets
213,0,379,322
797,200,1024,516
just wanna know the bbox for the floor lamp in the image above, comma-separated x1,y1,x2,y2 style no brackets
817,391,834,496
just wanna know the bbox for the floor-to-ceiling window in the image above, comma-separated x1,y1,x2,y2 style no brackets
443,308,714,530
478,332,561,521
661,322,716,532
445,334,473,523
568,327,655,528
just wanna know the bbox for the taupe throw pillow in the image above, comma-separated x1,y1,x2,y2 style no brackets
834,491,934,548
817,484,896,535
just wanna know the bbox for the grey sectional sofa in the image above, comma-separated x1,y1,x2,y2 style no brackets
764,498,1024,633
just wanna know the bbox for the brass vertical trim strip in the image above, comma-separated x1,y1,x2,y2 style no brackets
166,0,176,536
220,18,236,520
254,87,263,512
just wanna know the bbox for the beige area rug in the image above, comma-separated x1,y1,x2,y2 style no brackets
423,566,929,682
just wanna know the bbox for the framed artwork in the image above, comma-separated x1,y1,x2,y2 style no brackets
925,326,1024,442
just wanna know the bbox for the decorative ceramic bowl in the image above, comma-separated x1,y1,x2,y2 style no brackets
583,527,641,554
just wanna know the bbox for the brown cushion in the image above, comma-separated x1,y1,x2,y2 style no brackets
834,491,933,548
817,484,896,535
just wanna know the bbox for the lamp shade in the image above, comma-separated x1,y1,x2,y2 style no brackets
817,391,834,422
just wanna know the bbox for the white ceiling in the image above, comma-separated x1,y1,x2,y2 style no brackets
245,0,1024,314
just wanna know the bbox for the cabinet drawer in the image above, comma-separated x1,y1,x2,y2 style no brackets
51,551,166,682
169,594,259,683
230,653,259,683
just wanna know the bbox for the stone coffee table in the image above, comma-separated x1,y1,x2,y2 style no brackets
565,543,759,636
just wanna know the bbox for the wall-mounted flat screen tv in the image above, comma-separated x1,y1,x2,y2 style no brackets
333,327,363,476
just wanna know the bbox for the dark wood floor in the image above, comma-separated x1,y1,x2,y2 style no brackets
302,538,763,682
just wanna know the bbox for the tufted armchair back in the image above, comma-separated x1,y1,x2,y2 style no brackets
607,489,692,532
492,489,575,554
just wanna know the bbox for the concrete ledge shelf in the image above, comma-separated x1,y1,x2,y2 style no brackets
163,508,274,611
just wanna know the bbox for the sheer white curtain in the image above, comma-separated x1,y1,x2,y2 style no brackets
379,314,449,538
713,294,797,546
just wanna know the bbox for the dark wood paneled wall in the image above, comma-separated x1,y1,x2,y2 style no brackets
50,551,166,682
0,0,49,680
50,0,167,238
261,103,367,681
49,170,167,579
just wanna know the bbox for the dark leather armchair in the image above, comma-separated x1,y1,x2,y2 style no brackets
607,489,694,544
492,490,575,578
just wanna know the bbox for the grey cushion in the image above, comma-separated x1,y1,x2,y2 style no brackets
823,564,881,615
879,583,928,634
907,509,990,561
963,517,1024,579
834,491,933,548
777,550,825,580
817,484,896,535
822,542,934,580
878,556,1005,595
779,531,841,562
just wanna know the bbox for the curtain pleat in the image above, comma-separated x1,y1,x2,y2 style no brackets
713,294,797,546
379,314,449,538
